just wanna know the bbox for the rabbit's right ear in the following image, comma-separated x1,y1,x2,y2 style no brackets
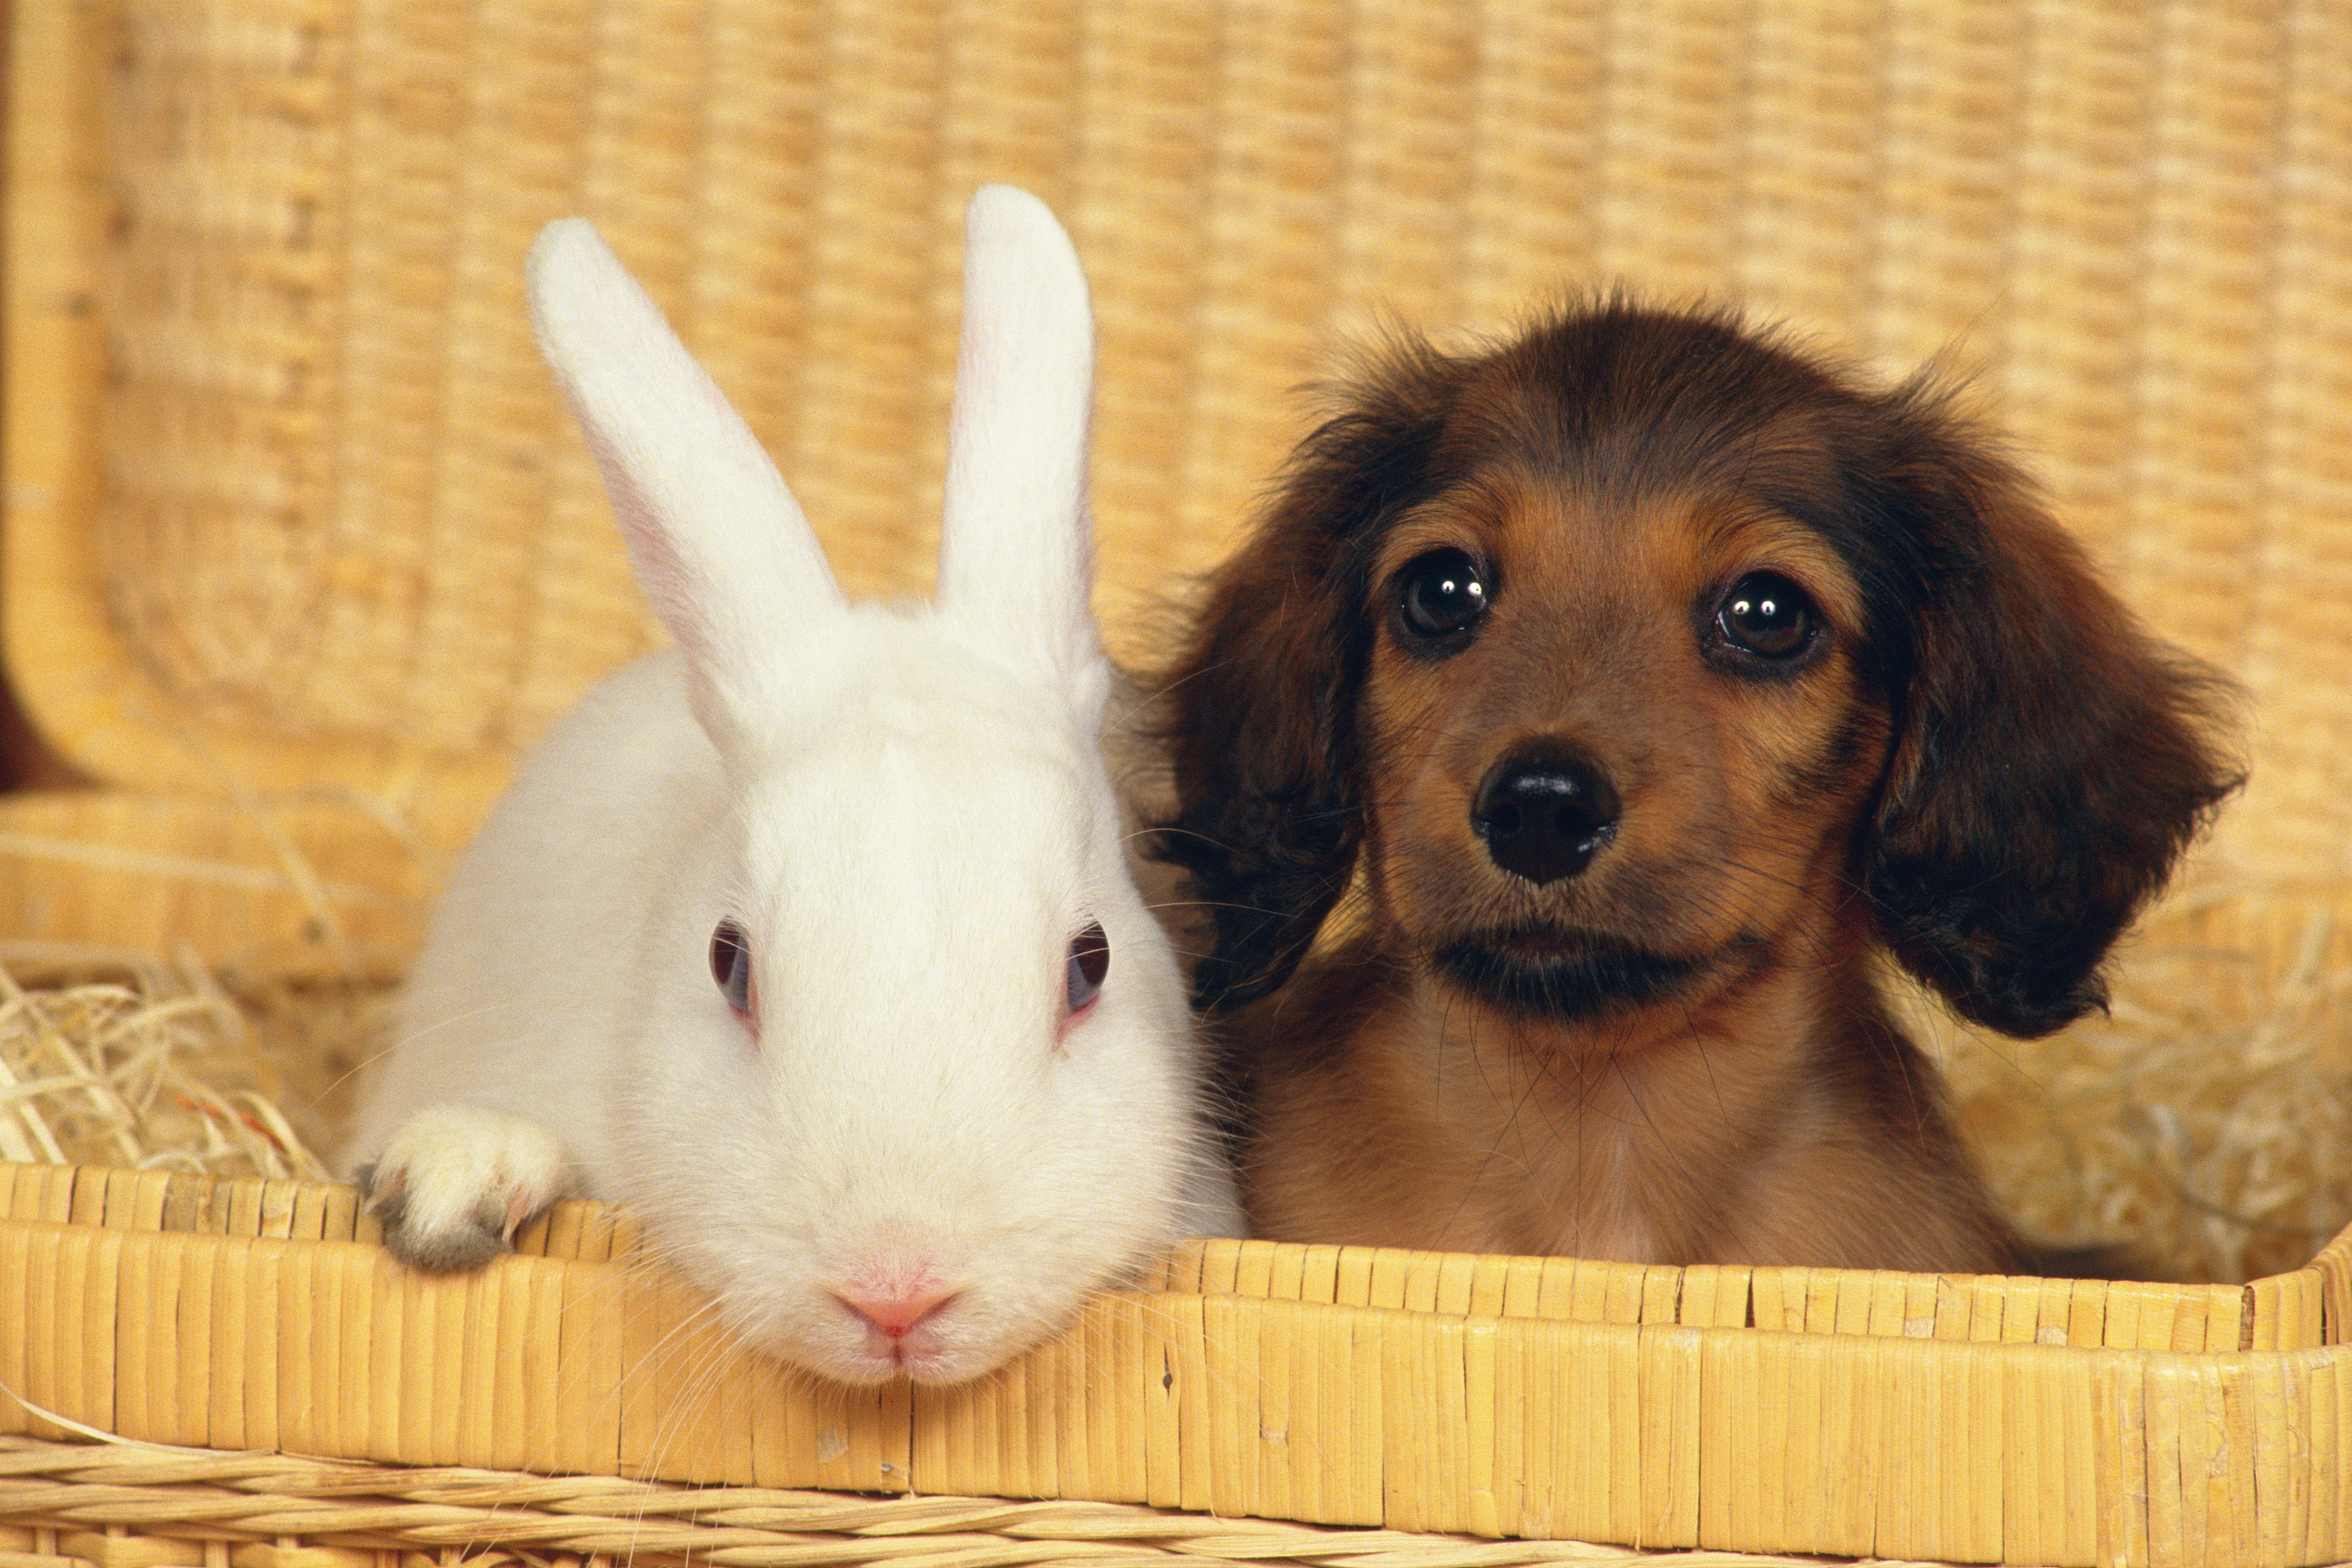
528,219,842,747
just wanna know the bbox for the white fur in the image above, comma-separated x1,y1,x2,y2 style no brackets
345,187,1242,1387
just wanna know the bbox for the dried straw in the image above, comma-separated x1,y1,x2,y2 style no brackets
0,941,348,1183
1925,881,2352,1284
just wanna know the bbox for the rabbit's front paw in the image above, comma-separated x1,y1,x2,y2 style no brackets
357,1106,571,1272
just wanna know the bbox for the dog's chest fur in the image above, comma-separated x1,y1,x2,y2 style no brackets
1235,941,2016,1273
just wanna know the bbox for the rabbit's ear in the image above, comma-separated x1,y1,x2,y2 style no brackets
528,219,842,744
936,187,1099,681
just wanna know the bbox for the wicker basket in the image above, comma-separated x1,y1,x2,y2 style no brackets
6,0,2352,1564
4,1161,2349,1567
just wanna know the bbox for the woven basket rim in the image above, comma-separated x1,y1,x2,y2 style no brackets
6,1158,2351,1567
6,1159,2343,1335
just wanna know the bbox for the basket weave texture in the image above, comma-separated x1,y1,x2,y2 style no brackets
12,0,2352,971
2,1162,2350,1567
7,1,2352,1566
0,1437,1904,1568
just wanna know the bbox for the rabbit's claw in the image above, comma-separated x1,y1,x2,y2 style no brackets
359,1106,571,1273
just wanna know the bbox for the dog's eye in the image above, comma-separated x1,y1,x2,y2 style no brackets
1716,573,1816,658
1066,922,1109,1016
1397,548,1490,641
710,918,755,1020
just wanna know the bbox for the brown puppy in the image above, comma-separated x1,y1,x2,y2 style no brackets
1152,301,2239,1273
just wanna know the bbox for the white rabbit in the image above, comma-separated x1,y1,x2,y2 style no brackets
344,186,1243,1387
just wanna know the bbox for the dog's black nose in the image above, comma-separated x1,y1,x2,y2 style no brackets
1471,755,1621,886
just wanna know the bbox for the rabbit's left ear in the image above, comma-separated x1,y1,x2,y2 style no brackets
935,186,1100,685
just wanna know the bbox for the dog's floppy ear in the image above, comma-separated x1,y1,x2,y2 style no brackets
1861,389,2242,1038
1153,343,1461,1012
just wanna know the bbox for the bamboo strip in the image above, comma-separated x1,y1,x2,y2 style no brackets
0,1226,26,1441
21,1228,62,1442
2312,1349,2343,1562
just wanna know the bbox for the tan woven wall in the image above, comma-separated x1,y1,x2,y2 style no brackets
17,0,2350,864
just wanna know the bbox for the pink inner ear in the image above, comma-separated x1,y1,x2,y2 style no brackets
584,427,703,654
576,421,757,749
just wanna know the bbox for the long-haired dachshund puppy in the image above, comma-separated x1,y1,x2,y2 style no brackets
1151,301,2239,1274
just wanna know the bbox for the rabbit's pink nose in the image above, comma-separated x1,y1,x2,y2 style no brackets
838,1287,958,1340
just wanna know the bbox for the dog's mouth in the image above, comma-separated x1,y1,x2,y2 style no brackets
1428,925,1727,1024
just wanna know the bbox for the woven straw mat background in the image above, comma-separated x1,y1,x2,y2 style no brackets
45,0,2350,835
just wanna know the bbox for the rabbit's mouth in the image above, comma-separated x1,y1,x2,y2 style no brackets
778,1275,1029,1387
832,1286,962,1378
812,1301,1033,1387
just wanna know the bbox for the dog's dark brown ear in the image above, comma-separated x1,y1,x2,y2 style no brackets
1152,530,1363,1013
1861,392,2242,1038
1151,345,1460,1012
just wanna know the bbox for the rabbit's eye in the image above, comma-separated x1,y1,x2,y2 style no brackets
710,919,754,1020
1065,922,1109,1016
